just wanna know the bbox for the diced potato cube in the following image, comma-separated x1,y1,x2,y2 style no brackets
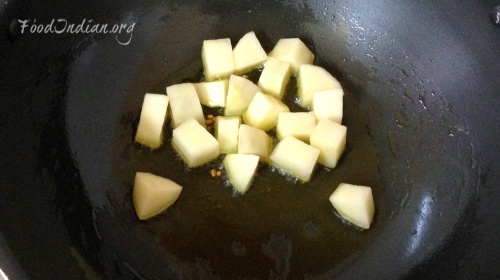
135,93,169,148
297,64,342,108
225,75,261,116
202,38,234,81
194,79,228,107
312,89,344,123
242,92,290,131
268,38,314,73
133,172,183,220
238,124,272,160
258,57,292,99
276,112,316,142
215,116,241,154
223,154,260,194
329,183,375,229
166,83,205,128
233,31,268,74
309,119,346,168
172,118,220,167
269,136,320,182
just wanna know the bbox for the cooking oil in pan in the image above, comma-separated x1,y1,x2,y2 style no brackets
490,5,500,26
112,60,386,279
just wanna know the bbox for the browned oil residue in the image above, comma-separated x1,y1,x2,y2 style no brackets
112,62,386,279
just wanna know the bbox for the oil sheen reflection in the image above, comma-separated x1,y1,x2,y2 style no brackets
407,194,433,255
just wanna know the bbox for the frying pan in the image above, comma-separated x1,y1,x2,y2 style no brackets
1,0,500,279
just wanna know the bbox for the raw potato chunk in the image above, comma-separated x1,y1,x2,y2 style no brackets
225,75,261,116
233,31,268,74
258,57,292,99
172,118,220,167
242,92,290,131
167,83,205,128
194,79,228,107
312,89,344,124
215,116,241,154
270,136,320,182
135,93,169,148
268,38,314,73
329,183,375,229
133,172,183,220
238,124,272,160
224,154,260,194
310,119,347,168
276,112,316,142
297,64,342,108
202,38,234,81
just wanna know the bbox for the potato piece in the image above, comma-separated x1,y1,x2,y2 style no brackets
215,116,241,154
268,38,314,73
269,136,320,182
223,154,260,194
258,57,292,99
233,31,268,74
194,79,228,107
225,75,261,116
202,38,234,81
329,183,375,229
309,119,346,168
172,118,220,167
133,172,183,220
276,112,316,142
297,64,342,108
166,83,205,128
238,124,272,160
242,92,290,131
312,89,344,124
135,93,169,148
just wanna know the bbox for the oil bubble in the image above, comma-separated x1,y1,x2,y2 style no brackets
490,5,500,26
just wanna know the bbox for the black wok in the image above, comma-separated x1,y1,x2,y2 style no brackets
1,0,500,279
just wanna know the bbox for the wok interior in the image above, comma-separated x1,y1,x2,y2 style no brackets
3,0,482,279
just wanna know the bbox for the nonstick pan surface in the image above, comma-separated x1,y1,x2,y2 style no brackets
1,0,500,279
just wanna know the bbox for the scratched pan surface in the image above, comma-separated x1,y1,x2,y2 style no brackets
1,0,500,279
